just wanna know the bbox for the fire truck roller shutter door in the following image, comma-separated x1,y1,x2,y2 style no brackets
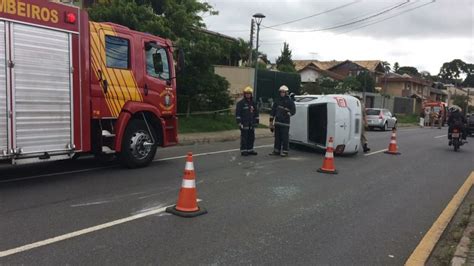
0,21,7,156
12,23,72,154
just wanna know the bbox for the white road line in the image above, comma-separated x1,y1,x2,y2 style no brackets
154,144,273,162
364,149,388,156
434,134,448,139
0,199,203,258
1,145,274,183
70,200,111,208
0,203,166,258
0,167,115,183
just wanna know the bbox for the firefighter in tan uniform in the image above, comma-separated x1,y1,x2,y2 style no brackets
357,96,371,153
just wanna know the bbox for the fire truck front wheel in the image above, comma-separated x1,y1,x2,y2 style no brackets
119,119,158,168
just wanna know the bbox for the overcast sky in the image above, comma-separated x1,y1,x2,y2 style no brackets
202,0,473,74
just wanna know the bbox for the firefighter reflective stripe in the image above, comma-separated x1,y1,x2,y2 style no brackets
182,179,196,188
274,121,290,127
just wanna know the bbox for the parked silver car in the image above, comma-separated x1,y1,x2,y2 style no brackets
366,108,397,131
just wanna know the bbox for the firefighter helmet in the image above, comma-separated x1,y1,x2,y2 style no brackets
279,85,289,92
243,86,253,94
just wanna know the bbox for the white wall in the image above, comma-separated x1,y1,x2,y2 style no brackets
300,68,323,83
214,65,255,101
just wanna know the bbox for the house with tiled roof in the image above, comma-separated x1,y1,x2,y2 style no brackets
327,60,386,83
294,59,386,85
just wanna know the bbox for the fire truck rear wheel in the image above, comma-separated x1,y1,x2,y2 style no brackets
119,119,158,168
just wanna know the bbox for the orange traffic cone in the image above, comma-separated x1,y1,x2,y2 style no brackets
317,137,338,174
384,128,401,155
166,152,207,217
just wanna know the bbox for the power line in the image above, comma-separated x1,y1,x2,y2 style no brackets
261,0,410,33
268,1,360,28
336,0,436,35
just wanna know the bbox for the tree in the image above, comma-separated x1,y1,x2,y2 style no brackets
355,72,375,93
301,78,338,95
397,66,419,76
276,42,296,73
452,94,471,111
438,59,467,83
339,76,361,92
393,62,400,73
89,0,234,115
382,61,391,73
463,74,474,87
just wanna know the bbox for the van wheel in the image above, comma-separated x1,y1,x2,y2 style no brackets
119,119,158,168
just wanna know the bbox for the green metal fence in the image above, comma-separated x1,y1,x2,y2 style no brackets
256,70,301,103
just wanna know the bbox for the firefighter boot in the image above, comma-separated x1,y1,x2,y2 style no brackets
363,144,371,153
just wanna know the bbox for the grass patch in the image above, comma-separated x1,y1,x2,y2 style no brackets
396,114,419,124
431,204,473,265
178,114,268,134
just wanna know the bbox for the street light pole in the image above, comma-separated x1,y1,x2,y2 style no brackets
252,13,265,100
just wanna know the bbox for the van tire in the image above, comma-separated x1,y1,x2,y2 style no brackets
119,119,158,168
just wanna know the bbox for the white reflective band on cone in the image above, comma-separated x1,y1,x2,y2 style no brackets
390,140,396,144
325,152,334,159
182,179,196,188
185,161,194,171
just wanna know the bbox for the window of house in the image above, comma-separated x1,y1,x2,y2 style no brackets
105,36,130,69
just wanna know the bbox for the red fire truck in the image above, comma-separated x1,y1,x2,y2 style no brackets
0,0,182,167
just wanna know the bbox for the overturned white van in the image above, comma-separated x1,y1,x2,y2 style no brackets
289,95,362,155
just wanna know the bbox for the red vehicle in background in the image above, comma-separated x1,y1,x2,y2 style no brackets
0,0,183,167
423,101,448,126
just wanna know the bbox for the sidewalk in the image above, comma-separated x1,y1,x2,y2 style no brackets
178,113,419,146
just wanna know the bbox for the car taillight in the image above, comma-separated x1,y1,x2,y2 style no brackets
379,114,383,119
65,12,77,24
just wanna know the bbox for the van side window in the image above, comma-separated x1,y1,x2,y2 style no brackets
105,36,130,69
145,45,170,80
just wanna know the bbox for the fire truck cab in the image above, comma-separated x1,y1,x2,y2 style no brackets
0,0,181,167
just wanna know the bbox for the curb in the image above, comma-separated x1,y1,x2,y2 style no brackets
178,129,273,146
451,204,474,266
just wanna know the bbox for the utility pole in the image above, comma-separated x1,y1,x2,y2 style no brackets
466,88,470,115
249,19,255,66
363,70,367,105
252,13,265,100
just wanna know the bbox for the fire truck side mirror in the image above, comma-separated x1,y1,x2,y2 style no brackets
177,49,185,74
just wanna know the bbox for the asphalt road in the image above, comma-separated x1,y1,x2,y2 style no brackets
1,127,473,265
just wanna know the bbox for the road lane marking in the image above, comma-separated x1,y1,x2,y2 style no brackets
0,199,202,258
0,145,274,183
0,167,116,183
434,134,448,139
364,149,388,156
70,200,111,208
154,144,273,162
405,171,474,266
